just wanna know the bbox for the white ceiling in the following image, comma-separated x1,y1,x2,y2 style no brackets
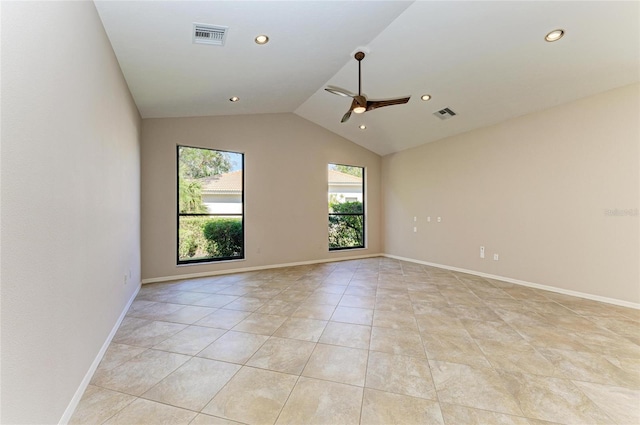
95,1,639,156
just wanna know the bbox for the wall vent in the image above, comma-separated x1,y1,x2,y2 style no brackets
433,107,457,120
193,23,228,46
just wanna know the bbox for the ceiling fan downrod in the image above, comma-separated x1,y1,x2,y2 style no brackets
355,51,365,96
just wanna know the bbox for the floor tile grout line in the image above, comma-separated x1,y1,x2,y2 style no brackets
354,264,373,425
95,391,137,425
414,293,448,425
270,341,319,425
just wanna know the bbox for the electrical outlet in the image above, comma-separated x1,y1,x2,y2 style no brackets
493,254,499,261
427,217,431,222
414,216,417,222
413,227,417,233
437,217,442,223
480,246,485,259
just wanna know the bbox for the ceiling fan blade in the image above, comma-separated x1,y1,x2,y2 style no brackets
366,96,411,111
340,98,358,123
325,87,355,98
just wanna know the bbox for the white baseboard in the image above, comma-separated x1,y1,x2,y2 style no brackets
59,283,141,424
383,254,640,310
141,253,382,284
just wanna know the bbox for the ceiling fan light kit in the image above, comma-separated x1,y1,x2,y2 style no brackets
325,51,411,123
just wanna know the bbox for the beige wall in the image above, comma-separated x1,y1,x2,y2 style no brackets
382,84,639,304
1,2,141,423
141,113,381,281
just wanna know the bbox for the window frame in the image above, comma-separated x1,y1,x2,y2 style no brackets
328,163,365,251
176,145,245,265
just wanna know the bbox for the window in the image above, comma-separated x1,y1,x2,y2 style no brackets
328,163,364,250
177,146,244,264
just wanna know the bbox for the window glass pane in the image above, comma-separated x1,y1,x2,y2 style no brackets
178,146,243,263
328,215,364,249
328,164,364,250
178,215,216,261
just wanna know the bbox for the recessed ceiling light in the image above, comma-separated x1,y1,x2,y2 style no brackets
229,96,239,102
255,35,269,45
359,124,367,130
545,29,565,42
421,94,432,101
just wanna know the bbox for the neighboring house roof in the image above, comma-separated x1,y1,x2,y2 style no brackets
196,169,361,193
328,169,362,185
197,170,242,193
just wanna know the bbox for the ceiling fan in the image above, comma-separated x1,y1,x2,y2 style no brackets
325,51,411,123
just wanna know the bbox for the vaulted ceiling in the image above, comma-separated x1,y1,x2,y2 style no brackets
95,1,639,155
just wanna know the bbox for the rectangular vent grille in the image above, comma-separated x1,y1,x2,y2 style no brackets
433,107,457,120
193,23,228,46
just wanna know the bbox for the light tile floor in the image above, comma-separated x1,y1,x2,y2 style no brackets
71,258,640,425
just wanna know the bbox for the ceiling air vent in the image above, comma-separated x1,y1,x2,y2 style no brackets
433,107,457,120
193,23,228,46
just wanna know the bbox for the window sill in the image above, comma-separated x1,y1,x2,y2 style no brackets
328,247,367,252
177,258,246,267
